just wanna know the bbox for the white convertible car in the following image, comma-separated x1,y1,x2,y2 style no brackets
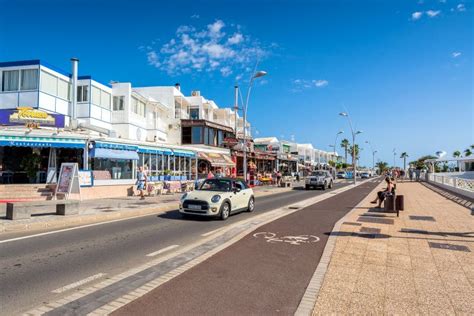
179,178,255,220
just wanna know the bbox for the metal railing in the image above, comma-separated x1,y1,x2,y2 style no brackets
428,173,474,192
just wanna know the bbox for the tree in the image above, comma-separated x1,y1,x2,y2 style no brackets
349,144,360,164
464,148,472,157
376,161,389,174
453,150,461,158
400,152,409,171
340,139,350,163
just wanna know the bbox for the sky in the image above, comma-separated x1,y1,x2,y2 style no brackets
0,0,472,167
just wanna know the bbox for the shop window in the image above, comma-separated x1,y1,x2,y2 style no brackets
77,85,89,102
113,96,125,111
204,127,209,145
2,70,19,91
92,158,133,180
208,128,215,146
40,70,57,95
20,69,39,90
217,130,224,147
192,127,203,144
182,127,192,144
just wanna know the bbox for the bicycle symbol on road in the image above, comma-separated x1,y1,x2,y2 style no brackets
253,232,320,246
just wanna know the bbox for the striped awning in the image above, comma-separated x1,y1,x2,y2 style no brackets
0,135,85,149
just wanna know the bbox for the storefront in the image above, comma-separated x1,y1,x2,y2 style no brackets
197,152,235,178
0,134,85,184
138,146,196,181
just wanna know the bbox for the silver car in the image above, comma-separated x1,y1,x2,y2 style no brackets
305,170,333,190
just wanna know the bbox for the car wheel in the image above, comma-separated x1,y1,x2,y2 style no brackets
329,181,333,189
322,182,327,190
247,197,255,212
220,202,230,220
305,185,310,190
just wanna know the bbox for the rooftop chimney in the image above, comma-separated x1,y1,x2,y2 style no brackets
174,83,181,91
70,58,79,126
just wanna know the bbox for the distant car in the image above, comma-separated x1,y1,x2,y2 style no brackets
337,171,347,179
360,172,370,179
305,170,333,190
179,178,254,220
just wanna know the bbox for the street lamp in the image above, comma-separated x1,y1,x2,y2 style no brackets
333,130,344,162
393,148,397,168
365,141,377,173
339,112,362,185
243,70,267,183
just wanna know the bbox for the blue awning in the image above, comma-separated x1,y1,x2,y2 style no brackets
95,141,138,151
0,135,85,149
173,149,196,157
90,148,139,160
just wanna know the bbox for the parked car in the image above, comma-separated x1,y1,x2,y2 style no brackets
179,178,255,220
305,170,333,190
337,171,347,179
360,172,370,179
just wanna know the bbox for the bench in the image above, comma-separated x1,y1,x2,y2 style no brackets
384,194,404,217
6,200,80,220
280,181,292,188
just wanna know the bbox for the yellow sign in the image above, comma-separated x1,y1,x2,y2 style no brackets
9,107,56,128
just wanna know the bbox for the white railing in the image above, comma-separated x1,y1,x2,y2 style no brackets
428,173,474,192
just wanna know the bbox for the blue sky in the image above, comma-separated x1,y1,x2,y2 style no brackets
0,0,472,167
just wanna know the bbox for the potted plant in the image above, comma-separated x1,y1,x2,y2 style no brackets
21,153,42,183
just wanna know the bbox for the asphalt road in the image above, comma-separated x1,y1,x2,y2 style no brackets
0,181,353,315
113,179,380,315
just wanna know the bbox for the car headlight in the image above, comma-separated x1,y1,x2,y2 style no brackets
211,195,221,203
181,193,187,201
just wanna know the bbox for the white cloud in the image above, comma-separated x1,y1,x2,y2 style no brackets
314,79,329,87
452,52,462,58
412,11,423,20
457,3,466,11
190,14,200,19
292,79,329,92
426,10,441,17
439,0,446,3
141,19,270,77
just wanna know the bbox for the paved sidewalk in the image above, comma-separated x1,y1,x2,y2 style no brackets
0,182,306,234
312,181,474,315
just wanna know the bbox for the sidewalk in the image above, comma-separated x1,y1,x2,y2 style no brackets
0,182,305,234
312,181,474,315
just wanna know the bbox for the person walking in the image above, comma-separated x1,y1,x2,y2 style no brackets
276,170,282,187
136,166,147,200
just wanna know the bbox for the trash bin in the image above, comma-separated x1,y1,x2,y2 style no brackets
384,195,396,212
396,195,404,211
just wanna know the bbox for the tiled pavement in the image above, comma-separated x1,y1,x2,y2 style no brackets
312,181,474,315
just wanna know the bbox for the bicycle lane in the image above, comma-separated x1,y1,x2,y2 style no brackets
113,180,380,315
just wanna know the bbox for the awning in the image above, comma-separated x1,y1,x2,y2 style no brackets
173,149,196,158
0,135,85,149
198,152,235,167
90,148,139,160
95,141,138,151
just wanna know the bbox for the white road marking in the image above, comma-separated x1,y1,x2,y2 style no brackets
0,211,166,245
52,273,106,294
201,227,225,237
145,245,179,257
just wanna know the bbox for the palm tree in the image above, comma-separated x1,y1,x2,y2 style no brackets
453,150,461,158
400,152,408,171
376,161,389,174
340,139,350,163
464,148,472,157
349,144,360,164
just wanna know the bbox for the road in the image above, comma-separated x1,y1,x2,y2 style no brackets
0,181,354,315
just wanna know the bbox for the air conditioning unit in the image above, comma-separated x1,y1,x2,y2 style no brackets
191,90,200,96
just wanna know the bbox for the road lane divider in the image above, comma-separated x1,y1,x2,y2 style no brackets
52,273,106,294
146,245,179,257
201,227,226,237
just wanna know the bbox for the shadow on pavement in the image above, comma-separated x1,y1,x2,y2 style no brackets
325,231,391,239
157,210,216,222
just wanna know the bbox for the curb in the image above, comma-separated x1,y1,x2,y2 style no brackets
295,179,383,316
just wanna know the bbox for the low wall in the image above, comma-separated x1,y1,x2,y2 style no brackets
427,174,474,199
81,185,135,200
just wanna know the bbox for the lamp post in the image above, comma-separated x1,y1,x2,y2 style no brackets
365,141,377,173
243,70,267,183
333,130,344,162
339,112,362,185
393,148,397,168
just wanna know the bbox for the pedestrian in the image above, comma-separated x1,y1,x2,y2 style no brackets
370,177,394,208
415,169,420,181
136,166,147,200
207,170,214,179
276,170,282,186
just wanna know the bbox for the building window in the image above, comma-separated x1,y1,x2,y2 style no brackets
91,86,101,105
113,96,124,111
131,97,146,117
175,101,181,119
20,69,39,90
77,85,89,102
218,130,224,146
208,128,216,146
182,127,192,144
40,70,57,95
190,108,199,120
2,70,19,91
192,127,203,144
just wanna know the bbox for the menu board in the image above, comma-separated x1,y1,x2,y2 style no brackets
56,163,80,199
79,170,93,187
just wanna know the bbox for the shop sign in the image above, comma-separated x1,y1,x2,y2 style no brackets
0,107,65,128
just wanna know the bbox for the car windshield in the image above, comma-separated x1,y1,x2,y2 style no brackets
199,179,232,192
311,171,326,177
